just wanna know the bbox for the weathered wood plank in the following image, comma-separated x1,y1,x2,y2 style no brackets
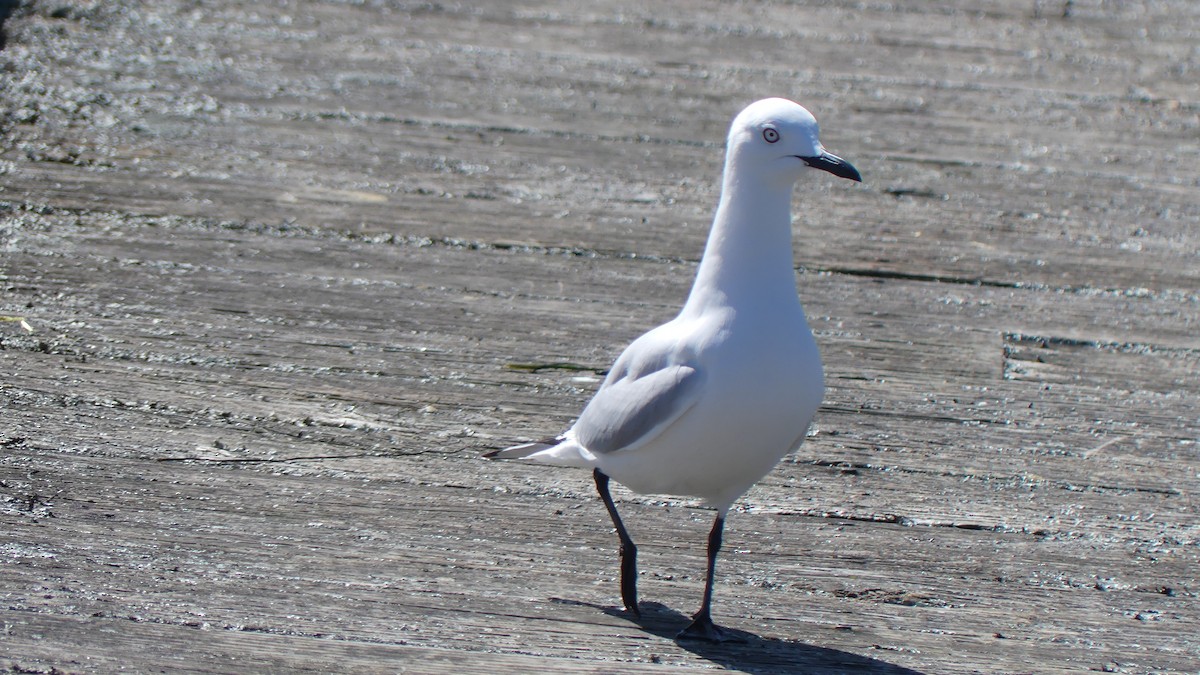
3,2,1197,291
2,613,719,674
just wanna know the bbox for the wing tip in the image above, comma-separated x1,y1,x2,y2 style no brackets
484,436,564,460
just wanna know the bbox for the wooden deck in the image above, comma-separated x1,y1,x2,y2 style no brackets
2,1,1197,672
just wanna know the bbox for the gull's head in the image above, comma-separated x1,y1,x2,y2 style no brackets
726,97,861,186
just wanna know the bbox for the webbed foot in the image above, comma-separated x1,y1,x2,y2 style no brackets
676,612,744,642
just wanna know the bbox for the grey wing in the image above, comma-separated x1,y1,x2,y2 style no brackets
573,364,703,455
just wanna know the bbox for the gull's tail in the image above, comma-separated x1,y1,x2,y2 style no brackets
484,434,595,467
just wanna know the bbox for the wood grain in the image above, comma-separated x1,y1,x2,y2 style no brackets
2,1,1197,672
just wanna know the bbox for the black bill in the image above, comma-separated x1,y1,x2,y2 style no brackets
797,151,862,182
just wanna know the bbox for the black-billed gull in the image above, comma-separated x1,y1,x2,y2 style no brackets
487,97,862,641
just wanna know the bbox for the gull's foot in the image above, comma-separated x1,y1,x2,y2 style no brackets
676,613,744,643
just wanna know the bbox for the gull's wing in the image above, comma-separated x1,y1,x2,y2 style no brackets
572,357,703,455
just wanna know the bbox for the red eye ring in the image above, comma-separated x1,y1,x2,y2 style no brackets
762,128,780,143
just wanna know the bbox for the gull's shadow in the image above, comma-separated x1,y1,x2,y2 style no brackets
552,599,925,675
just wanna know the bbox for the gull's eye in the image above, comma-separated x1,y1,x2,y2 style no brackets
762,127,780,144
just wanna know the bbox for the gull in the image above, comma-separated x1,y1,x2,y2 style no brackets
487,97,861,641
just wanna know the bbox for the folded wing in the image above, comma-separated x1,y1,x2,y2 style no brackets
574,363,703,455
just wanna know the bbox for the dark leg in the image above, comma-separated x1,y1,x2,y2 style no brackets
678,513,739,641
594,469,639,617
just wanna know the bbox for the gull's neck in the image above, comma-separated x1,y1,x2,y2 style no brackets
681,157,800,317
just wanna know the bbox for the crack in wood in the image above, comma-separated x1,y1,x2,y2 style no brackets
1003,332,1200,357
808,459,1181,497
155,453,387,464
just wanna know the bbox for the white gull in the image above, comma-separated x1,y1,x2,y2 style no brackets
487,97,861,641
